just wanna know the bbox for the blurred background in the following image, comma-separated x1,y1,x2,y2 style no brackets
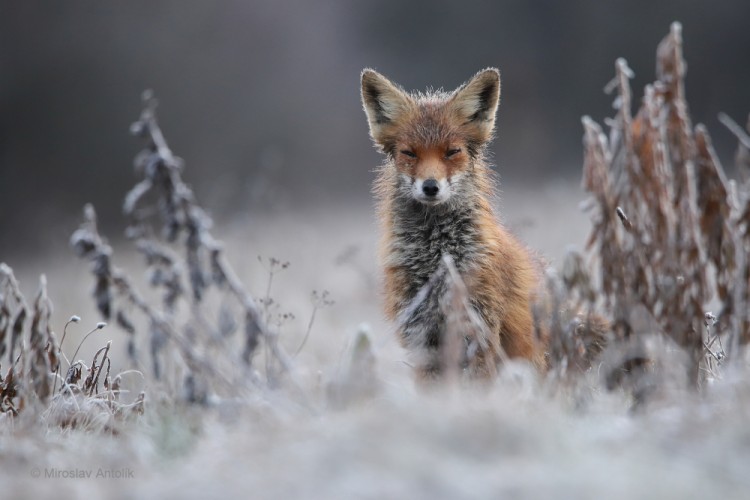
2,0,750,261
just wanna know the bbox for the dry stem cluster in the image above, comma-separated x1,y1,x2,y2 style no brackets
569,22,750,388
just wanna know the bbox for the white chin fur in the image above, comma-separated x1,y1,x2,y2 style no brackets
412,178,451,204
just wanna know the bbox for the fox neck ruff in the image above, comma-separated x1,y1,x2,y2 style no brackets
378,158,497,296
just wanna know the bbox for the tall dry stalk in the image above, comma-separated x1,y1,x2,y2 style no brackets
579,22,750,387
72,91,298,401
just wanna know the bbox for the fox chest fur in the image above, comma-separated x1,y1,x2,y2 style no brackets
381,185,487,359
388,196,481,294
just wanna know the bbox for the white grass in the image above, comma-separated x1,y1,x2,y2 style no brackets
3,180,749,499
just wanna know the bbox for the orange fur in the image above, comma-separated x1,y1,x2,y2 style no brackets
362,68,547,377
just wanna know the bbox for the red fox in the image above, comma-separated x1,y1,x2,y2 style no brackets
360,68,548,379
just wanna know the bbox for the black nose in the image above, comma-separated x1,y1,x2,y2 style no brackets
422,179,439,197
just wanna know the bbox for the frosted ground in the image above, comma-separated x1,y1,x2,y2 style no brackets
3,179,750,499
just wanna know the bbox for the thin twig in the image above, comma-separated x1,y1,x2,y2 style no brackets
719,113,750,150
70,322,107,367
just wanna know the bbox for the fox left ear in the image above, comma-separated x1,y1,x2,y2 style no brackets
361,69,414,148
450,68,501,143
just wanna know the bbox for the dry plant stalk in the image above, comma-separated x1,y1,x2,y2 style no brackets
71,204,236,391
396,254,501,381
541,259,608,379
1,261,143,427
440,254,501,380
579,22,750,387
0,264,60,415
52,334,145,432
72,91,297,400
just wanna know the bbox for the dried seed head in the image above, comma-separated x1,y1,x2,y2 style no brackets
704,312,717,327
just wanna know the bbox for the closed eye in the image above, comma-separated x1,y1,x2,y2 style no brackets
400,150,417,158
446,148,461,158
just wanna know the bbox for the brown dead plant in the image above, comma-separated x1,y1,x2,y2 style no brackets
571,22,750,389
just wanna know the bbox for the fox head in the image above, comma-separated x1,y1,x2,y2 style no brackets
361,68,500,206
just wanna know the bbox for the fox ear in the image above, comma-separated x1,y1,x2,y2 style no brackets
361,69,414,146
450,68,501,143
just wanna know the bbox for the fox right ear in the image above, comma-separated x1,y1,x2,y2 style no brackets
361,69,413,146
450,68,501,144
